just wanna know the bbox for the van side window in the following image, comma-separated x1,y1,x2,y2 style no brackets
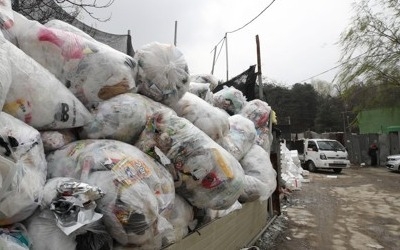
307,141,317,151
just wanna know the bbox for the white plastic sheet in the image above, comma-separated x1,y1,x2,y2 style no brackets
136,110,245,210
0,112,47,226
2,38,92,130
172,92,230,142
9,12,138,108
134,42,190,107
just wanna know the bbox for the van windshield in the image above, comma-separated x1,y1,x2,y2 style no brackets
317,140,346,151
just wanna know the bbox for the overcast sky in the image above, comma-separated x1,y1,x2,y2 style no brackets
85,0,354,85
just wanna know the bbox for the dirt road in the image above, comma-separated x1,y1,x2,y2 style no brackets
256,165,400,250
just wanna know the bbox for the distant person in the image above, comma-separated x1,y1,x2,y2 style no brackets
368,142,379,166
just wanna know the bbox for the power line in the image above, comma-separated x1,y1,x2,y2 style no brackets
227,0,276,34
298,52,369,83
210,0,277,54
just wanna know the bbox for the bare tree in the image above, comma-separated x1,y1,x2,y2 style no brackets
11,0,114,24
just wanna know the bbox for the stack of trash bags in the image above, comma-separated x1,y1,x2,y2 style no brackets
0,3,277,249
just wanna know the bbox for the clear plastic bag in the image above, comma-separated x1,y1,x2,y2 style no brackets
0,0,13,29
219,115,257,160
213,86,247,115
0,112,47,226
137,110,245,210
134,42,190,107
80,93,175,144
239,144,277,202
0,35,11,110
46,139,175,246
172,92,230,143
2,38,92,130
9,12,137,108
189,74,219,91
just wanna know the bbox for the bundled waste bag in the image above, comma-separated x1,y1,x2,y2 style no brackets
136,110,245,210
0,112,47,226
134,42,190,107
9,12,138,108
26,210,113,250
0,0,13,29
0,35,11,110
239,144,277,202
172,92,230,142
219,115,257,160
189,74,219,91
188,82,213,103
1,38,92,130
240,99,271,128
213,86,247,115
25,177,112,250
40,129,77,153
80,93,175,144
0,223,30,250
161,195,197,246
46,139,175,247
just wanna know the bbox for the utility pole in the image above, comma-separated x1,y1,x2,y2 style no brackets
174,21,178,46
256,35,263,100
225,33,229,81
211,45,217,75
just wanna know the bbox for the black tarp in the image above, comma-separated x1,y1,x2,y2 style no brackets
213,65,257,101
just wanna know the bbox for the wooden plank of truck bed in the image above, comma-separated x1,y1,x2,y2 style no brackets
163,200,270,250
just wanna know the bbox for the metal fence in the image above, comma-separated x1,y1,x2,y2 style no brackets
345,132,400,166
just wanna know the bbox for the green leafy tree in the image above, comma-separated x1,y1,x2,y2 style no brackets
337,0,400,88
314,96,344,133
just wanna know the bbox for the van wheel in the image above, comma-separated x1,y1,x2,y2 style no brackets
333,168,342,173
307,161,317,172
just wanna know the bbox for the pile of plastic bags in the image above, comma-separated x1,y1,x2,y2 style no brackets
0,2,277,249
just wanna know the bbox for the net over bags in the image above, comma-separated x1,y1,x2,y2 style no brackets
134,42,190,107
239,144,277,202
0,112,47,226
46,139,175,247
80,93,176,144
0,35,11,110
219,115,257,160
0,0,13,29
189,74,219,91
2,38,92,130
9,12,138,108
213,86,247,115
136,110,245,210
171,92,230,143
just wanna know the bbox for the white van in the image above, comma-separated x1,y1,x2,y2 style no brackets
294,139,350,173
